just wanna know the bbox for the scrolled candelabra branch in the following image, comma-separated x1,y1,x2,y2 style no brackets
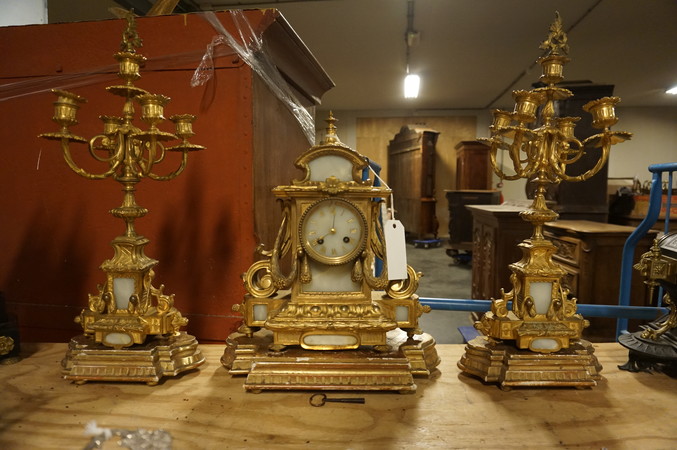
145,150,189,181
59,135,122,180
485,49,630,211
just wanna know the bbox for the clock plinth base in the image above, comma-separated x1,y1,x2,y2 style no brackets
61,332,205,385
222,329,440,392
458,336,602,389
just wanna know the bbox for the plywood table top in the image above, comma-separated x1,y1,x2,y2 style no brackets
1,342,675,449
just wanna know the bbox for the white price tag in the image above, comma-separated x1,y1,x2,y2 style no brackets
384,219,408,280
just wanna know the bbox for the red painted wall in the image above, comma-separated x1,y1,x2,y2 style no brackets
0,12,297,342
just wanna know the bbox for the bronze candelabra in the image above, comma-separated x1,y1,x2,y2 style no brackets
459,12,631,388
40,12,205,384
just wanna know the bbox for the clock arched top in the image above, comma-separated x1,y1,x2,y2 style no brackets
292,113,372,187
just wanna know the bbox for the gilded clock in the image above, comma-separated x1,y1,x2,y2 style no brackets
223,113,440,392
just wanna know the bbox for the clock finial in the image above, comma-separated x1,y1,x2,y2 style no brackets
321,111,343,145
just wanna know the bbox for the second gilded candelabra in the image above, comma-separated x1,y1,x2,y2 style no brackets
459,12,631,388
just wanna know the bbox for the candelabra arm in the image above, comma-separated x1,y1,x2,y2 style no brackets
146,151,188,181
61,138,121,180
488,135,536,181
556,137,611,183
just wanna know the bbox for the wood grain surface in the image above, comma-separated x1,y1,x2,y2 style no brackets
1,343,675,449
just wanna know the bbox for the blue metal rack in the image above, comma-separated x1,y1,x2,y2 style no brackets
616,162,676,338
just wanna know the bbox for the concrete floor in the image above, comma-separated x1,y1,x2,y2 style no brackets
405,243,475,344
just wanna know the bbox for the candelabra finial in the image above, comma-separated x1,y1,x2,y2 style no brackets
540,11,569,56
120,10,142,53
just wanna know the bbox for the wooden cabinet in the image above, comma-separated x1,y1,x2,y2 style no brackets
544,220,657,340
553,84,615,222
455,140,493,190
387,125,440,239
467,205,533,301
446,190,501,252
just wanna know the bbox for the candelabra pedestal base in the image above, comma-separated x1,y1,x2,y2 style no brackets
222,329,440,393
458,336,602,389
61,332,205,385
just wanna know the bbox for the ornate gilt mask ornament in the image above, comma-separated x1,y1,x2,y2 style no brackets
222,113,440,392
40,11,205,384
619,232,677,375
458,12,631,389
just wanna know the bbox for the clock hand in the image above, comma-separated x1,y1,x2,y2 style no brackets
314,208,339,245
314,227,336,245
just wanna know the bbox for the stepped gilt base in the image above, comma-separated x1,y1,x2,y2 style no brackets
62,332,205,385
222,329,440,393
458,336,602,389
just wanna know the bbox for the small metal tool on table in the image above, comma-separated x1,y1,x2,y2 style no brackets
309,393,366,407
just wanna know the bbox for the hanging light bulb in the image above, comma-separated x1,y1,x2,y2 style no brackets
404,72,420,98
402,1,420,99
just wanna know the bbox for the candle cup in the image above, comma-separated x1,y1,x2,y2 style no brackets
512,90,543,124
583,96,620,129
100,115,124,136
537,54,570,85
136,94,169,129
52,89,86,130
491,109,513,130
170,114,197,140
114,52,146,84
556,117,580,139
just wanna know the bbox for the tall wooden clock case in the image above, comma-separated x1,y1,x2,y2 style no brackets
222,115,440,392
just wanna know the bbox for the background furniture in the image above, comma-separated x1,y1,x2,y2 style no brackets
0,11,333,343
544,220,657,340
446,190,501,255
455,140,493,190
1,342,673,449
467,205,533,301
552,83,615,222
447,140,500,259
387,125,440,239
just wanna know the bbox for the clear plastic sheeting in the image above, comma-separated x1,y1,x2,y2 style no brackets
1,9,317,144
193,10,316,144
0,47,233,103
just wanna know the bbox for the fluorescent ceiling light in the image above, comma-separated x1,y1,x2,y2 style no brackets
404,74,420,98
666,86,677,95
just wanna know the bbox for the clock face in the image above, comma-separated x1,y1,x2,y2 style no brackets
300,198,367,265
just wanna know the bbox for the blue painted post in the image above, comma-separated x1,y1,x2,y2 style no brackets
616,162,677,338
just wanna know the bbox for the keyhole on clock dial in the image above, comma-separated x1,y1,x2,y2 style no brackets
317,238,324,245
343,236,350,243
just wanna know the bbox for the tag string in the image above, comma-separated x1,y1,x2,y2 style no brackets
368,164,396,220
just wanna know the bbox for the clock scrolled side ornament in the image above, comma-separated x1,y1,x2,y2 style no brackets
457,12,631,389
40,12,205,384
223,113,440,392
